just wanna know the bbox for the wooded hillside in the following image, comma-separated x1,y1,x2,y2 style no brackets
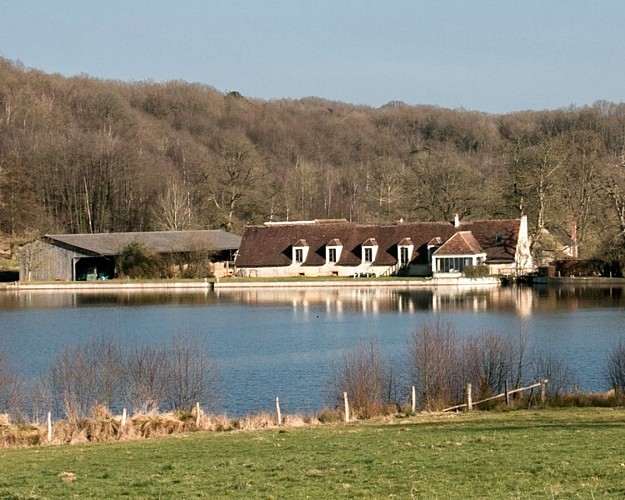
1,57,625,264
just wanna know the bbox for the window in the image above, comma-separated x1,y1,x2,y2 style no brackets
295,248,304,263
328,248,337,263
399,246,409,266
364,247,373,263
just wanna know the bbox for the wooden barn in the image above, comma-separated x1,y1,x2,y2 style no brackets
19,230,241,282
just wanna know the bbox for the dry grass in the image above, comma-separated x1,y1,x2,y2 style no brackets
0,405,325,448
3,391,625,448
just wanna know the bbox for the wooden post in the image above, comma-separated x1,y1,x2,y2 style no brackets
505,380,510,406
275,397,282,426
411,385,416,414
121,408,127,429
195,402,201,427
47,411,52,443
343,392,350,423
466,383,473,411
540,379,547,404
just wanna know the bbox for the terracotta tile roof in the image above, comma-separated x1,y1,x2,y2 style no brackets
45,230,241,256
235,219,520,267
432,231,485,256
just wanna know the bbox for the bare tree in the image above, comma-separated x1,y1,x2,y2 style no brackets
533,350,576,397
151,175,196,231
605,339,625,394
125,344,169,413
407,321,462,411
47,336,125,420
327,339,391,419
0,350,23,415
164,334,220,411
464,330,515,400
206,137,265,231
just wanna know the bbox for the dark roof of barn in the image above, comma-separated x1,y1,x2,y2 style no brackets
235,219,520,267
44,230,241,256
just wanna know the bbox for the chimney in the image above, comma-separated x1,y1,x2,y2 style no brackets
453,213,460,228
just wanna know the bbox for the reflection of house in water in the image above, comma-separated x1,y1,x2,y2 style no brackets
216,286,534,316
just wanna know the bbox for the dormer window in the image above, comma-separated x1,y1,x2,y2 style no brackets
362,238,378,264
397,237,414,267
325,238,343,265
292,239,309,266
328,248,337,263
295,248,304,263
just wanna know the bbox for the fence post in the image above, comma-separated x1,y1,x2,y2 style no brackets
121,408,127,429
47,411,52,443
411,385,416,414
343,392,350,423
505,380,510,406
466,383,473,411
275,396,282,426
195,402,201,427
540,379,547,404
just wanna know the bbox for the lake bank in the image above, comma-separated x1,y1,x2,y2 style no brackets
1,276,502,291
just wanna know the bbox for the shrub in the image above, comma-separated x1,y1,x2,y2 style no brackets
326,339,393,419
463,265,490,279
117,241,162,278
533,350,576,397
605,339,625,393
408,321,462,411
45,333,220,419
464,330,517,400
47,336,125,420
0,350,23,416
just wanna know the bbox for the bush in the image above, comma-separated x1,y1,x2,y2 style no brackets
45,333,220,418
605,339,625,393
462,265,490,279
117,241,162,279
0,351,23,415
408,321,462,411
326,339,394,419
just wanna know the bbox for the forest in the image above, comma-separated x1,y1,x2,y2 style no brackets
1,57,625,266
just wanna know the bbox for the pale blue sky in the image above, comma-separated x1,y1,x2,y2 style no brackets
1,1,623,113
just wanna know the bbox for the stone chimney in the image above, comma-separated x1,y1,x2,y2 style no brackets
453,213,460,228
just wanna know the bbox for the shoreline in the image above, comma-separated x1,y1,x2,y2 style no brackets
4,275,625,291
1,276,502,291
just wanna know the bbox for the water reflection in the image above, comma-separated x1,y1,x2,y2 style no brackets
2,284,624,315
215,286,536,316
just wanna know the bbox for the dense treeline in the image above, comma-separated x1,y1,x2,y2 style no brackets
1,57,625,264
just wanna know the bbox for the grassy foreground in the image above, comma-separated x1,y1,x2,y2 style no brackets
2,408,625,498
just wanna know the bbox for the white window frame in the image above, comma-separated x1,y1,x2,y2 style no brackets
292,244,309,266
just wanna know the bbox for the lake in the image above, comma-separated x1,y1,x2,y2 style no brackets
0,284,624,416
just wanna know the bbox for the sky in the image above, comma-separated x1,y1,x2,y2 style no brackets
1,1,624,114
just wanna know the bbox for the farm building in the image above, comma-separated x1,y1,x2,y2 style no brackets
19,230,241,282
235,215,533,278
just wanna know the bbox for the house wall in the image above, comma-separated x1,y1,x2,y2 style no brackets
20,241,83,282
236,264,394,278
514,215,534,274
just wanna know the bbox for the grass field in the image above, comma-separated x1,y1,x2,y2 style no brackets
2,408,625,498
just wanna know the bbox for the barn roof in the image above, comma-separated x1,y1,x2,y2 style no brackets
235,219,520,267
44,230,241,256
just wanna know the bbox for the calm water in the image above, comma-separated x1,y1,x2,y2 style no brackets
0,285,624,415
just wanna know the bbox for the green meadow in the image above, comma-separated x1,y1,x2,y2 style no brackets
2,408,625,499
